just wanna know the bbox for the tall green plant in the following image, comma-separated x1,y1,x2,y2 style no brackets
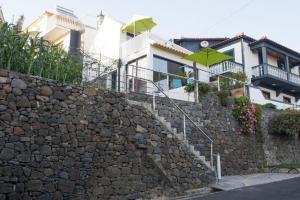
0,22,82,84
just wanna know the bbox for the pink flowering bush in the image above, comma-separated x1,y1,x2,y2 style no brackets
233,96,262,135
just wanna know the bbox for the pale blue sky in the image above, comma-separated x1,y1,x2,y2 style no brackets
1,0,299,51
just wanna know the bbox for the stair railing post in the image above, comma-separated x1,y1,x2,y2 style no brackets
183,115,186,141
217,153,222,181
152,91,156,110
210,142,213,168
217,76,220,91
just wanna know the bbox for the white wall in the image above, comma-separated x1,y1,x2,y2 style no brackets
217,42,243,64
243,41,259,82
82,26,97,52
249,86,299,109
88,16,125,59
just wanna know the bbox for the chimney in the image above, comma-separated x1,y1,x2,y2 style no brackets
97,11,104,30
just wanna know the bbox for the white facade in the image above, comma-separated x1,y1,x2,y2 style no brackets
24,6,96,53
87,16,209,101
213,36,300,109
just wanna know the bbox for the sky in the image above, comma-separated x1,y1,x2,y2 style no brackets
1,0,300,51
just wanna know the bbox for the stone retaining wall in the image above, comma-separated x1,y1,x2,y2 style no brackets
262,109,300,166
0,69,212,200
128,93,265,175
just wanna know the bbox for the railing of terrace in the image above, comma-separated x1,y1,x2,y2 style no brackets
252,64,288,80
290,73,300,85
209,60,244,76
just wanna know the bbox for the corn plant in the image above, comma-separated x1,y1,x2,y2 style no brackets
0,22,82,84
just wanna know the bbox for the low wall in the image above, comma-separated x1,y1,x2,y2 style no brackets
0,69,212,200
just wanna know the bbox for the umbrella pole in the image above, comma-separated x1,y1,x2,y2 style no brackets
134,21,135,37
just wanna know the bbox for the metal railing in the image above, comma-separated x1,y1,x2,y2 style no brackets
128,74,214,167
209,60,244,76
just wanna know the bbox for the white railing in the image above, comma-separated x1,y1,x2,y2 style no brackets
267,64,288,80
45,15,84,34
209,61,244,76
290,73,300,85
252,64,288,81
120,32,150,59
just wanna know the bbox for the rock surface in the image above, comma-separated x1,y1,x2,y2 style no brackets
0,69,212,199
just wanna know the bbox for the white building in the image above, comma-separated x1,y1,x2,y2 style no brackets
175,34,300,109
0,6,5,22
86,15,209,101
24,6,96,55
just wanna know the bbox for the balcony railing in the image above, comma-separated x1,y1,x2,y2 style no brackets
209,61,244,76
120,32,150,59
42,15,84,36
252,64,300,86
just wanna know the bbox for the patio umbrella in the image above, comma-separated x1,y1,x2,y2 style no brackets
183,48,233,102
122,15,157,36
184,48,233,67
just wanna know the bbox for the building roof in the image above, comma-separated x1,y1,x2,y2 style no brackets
249,37,300,58
210,33,256,49
173,37,228,42
0,6,5,22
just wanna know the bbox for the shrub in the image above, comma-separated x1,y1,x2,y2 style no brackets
234,96,250,106
220,72,247,90
262,103,277,110
198,82,211,95
216,90,230,107
184,83,194,93
269,110,300,136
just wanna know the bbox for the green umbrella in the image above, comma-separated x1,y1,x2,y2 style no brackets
184,48,233,67
183,48,233,103
122,15,157,36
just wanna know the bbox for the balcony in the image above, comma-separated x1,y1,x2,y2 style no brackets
41,15,84,41
120,32,191,61
252,64,300,98
121,32,150,59
209,61,244,76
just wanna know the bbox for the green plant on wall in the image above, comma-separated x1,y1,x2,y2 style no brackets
262,103,277,110
216,90,230,107
269,110,300,136
220,72,247,90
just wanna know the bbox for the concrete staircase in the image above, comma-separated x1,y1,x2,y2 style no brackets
127,99,214,171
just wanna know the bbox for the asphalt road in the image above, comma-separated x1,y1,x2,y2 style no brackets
193,177,300,200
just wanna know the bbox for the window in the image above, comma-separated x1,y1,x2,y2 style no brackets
262,90,271,99
223,49,235,62
153,55,193,90
283,96,291,104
